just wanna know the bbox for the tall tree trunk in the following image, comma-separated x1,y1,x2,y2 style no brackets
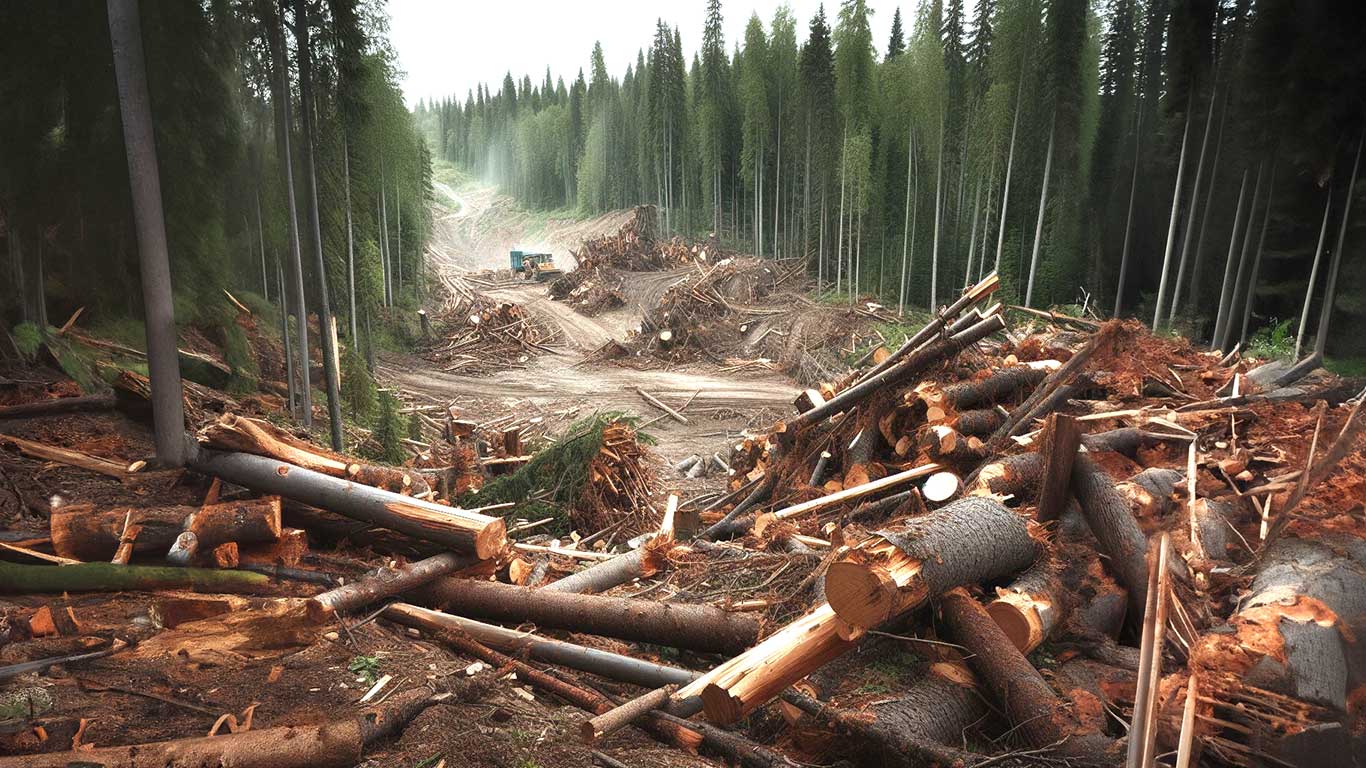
1313,129,1365,358
1168,87,1218,325
773,96,781,258
1179,94,1230,319
977,139,998,283
1238,165,1277,345
278,260,296,416
836,129,847,294
818,184,826,289
35,231,47,330
256,189,268,302
1113,107,1143,317
899,126,914,315
107,0,187,466
1024,116,1055,309
994,74,1023,274
1151,101,1194,330
803,109,812,270
343,136,357,345
1211,169,1251,350
965,175,983,289
932,109,945,309
395,179,402,298
293,0,344,451
380,156,392,306
1218,162,1265,351
1294,185,1335,359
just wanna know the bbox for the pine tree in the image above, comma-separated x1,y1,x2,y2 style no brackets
887,8,906,61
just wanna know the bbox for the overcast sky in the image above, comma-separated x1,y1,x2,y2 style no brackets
388,0,916,108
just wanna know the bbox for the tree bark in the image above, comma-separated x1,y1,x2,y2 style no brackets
941,366,1047,410
1151,104,1193,329
1024,116,1056,308
541,543,670,594
308,552,471,621
1035,413,1082,523
1169,88,1218,324
1294,184,1335,359
0,561,268,594
956,407,1005,436
106,0,187,465
50,503,189,561
985,558,1065,654
1072,454,1151,617
1211,169,1251,350
414,576,758,654
191,450,505,557
1313,129,1364,358
986,321,1120,449
0,394,117,420
825,496,1038,630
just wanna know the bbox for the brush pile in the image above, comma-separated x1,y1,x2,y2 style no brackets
632,258,781,361
422,294,556,374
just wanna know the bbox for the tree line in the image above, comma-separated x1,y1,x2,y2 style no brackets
417,0,1365,360
1,0,433,448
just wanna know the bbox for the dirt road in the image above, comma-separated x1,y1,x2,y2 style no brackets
387,182,797,464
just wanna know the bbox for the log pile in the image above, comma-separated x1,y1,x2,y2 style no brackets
632,258,780,360
423,290,556,374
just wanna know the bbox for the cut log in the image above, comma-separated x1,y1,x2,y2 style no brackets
0,689,440,768
838,662,987,759
987,321,1121,449
986,559,1066,653
808,450,832,486
0,432,128,478
198,414,429,494
0,395,118,420
965,452,1043,501
698,474,774,540
1034,413,1082,523
542,540,672,594
239,528,309,567
918,425,986,463
50,504,191,561
414,577,758,654
308,552,474,622
920,471,960,503
941,587,1114,755
772,462,942,521
685,602,859,724
191,450,506,558
581,684,676,744
150,595,238,628
842,425,883,487
0,561,268,594
186,497,283,549
384,603,695,689
791,313,1006,430
1072,454,1151,617
855,273,1000,385
825,497,1038,630
1116,467,1183,519
635,387,688,424
955,407,1005,436
942,367,1048,410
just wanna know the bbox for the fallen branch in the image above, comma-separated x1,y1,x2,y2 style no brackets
0,432,128,478
635,387,689,424
0,561,269,594
0,395,118,420
308,552,475,622
987,321,1120,449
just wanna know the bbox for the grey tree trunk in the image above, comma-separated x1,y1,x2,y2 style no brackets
994,76,1023,274
293,0,344,451
380,156,392,306
377,198,389,306
1113,107,1143,317
964,176,983,289
1168,87,1218,325
1313,130,1365,358
1179,96,1229,319
261,0,311,426
1211,170,1251,350
1219,162,1265,351
277,259,296,416
1238,166,1277,345
836,129,847,294
931,110,945,309
395,179,402,298
1294,185,1335,360
35,233,48,330
344,137,356,345
773,94,781,259
977,140,998,283
1024,117,1055,309
899,125,914,315
255,190,268,302
1151,103,1193,330
107,0,187,466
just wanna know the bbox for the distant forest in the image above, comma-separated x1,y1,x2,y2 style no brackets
415,0,1366,361
1,0,430,347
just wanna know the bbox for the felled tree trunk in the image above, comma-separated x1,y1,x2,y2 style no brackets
941,588,1116,756
308,553,474,622
50,504,190,561
542,541,672,594
1072,455,1151,617
955,407,1005,436
191,450,505,558
942,367,1047,410
414,577,758,654
1116,467,1183,519
965,452,1042,500
844,662,987,756
0,561,268,594
199,415,429,495
825,497,1038,630
0,395,117,420
985,558,1065,653
842,425,884,487
918,424,986,463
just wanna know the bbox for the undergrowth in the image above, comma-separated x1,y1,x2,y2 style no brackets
1247,317,1295,361
461,412,651,532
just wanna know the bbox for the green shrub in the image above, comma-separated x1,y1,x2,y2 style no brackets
12,323,42,358
340,346,377,422
1247,318,1295,361
365,391,407,465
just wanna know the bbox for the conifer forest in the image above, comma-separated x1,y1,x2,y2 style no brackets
0,2,1365,767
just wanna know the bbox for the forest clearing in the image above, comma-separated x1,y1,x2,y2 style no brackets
2,0,1365,767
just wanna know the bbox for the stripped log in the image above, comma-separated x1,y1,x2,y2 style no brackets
635,387,688,424
683,602,858,724
772,462,942,521
198,414,429,494
191,450,506,558
791,313,1006,430
986,559,1066,653
825,497,1038,630
0,432,128,478
386,603,693,688
0,689,440,768
942,367,1048,410
581,684,676,744
0,395,118,420
1072,454,1151,617
542,539,672,594
414,577,758,654
308,553,474,622
941,587,1115,755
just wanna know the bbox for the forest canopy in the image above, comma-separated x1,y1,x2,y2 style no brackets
416,0,1366,360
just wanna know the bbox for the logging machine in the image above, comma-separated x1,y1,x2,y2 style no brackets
510,249,562,281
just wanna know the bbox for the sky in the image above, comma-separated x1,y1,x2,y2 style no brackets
388,0,916,108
